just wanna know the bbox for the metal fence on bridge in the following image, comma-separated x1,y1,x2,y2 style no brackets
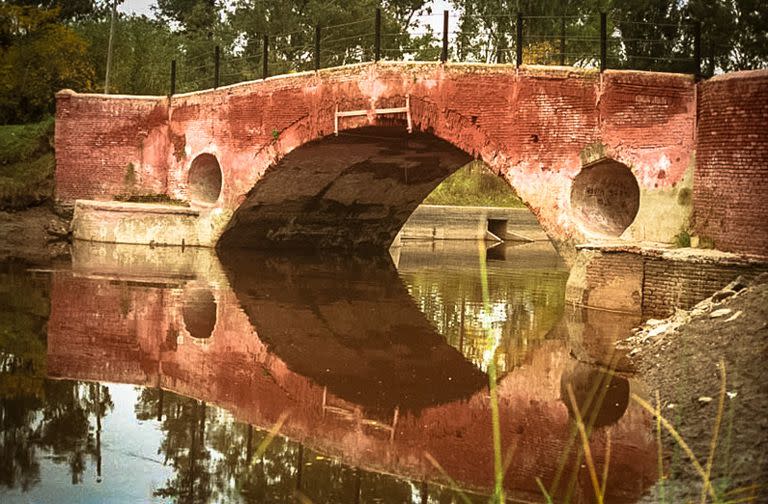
169,9,709,95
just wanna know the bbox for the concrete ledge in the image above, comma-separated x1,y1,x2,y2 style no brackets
566,246,768,318
578,241,768,266
399,205,548,242
74,199,200,216
72,199,206,247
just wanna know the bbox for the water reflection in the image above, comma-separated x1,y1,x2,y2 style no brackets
217,248,488,413
0,242,657,503
395,240,568,373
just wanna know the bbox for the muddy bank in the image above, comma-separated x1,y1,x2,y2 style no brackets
0,205,70,264
623,275,768,502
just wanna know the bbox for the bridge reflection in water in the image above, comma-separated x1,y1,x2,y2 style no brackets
30,241,657,502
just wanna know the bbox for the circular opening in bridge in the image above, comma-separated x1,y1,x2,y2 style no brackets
571,159,640,237
560,365,630,428
188,153,222,204
182,287,217,340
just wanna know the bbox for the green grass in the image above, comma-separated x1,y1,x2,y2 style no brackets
424,161,525,208
0,117,54,165
0,117,55,209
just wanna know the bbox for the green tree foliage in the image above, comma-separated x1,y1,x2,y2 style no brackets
686,0,768,72
5,0,97,21
450,0,604,64
0,5,93,123
74,15,180,95
450,0,766,72
0,0,766,124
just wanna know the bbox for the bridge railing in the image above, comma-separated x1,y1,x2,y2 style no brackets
168,9,707,96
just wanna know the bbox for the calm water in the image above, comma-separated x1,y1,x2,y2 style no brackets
0,240,655,503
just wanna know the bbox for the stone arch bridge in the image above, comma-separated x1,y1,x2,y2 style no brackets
57,61,738,260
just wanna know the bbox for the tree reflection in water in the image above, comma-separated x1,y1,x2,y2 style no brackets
0,380,112,489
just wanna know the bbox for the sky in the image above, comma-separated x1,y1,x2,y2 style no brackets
118,0,154,17
119,0,456,33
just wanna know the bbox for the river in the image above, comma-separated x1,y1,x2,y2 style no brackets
0,240,656,503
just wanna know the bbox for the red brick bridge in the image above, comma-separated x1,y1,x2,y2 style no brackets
55,62,768,259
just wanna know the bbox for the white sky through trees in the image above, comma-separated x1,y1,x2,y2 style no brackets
118,0,454,34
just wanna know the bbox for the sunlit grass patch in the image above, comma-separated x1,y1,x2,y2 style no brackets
424,161,524,208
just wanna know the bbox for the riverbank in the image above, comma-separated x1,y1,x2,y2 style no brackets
623,275,768,502
0,205,70,264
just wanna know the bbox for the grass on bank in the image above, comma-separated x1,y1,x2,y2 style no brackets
424,161,525,208
0,117,55,210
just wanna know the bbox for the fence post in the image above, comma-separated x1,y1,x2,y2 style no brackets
497,16,507,64
314,25,321,71
694,21,702,79
170,59,176,96
559,16,566,66
600,12,607,72
374,8,381,62
516,12,523,67
441,10,449,63
214,45,220,88
262,34,269,79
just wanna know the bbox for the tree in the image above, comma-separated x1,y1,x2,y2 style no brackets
0,4,93,123
5,0,97,21
74,15,181,95
448,0,766,72
685,0,767,72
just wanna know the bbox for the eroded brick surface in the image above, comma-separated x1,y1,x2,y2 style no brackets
694,70,768,257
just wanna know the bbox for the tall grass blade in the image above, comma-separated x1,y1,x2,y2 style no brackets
600,431,611,498
477,240,505,503
550,353,621,500
536,477,554,504
656,390,665,503
254,411,290,459
424,452,473,504
700,359,727,504
566,384,604,504
631,393,718,501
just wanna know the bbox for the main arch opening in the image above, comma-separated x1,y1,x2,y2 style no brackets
218,126,473,251
570,159,640,237
188,153,223,204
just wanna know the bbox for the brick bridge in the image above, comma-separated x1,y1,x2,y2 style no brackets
55,62,768,259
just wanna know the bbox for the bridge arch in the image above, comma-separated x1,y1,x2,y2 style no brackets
217,123,544,251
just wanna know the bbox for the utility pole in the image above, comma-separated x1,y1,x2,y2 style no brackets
104,0,118,94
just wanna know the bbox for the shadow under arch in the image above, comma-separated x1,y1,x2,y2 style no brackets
217,247,489,413
217,125,539,252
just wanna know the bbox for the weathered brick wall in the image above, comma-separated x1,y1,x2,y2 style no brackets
694,70,768,258
54,90,169,207
582,251,644,312
642,257,767,318
568,248,767,318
